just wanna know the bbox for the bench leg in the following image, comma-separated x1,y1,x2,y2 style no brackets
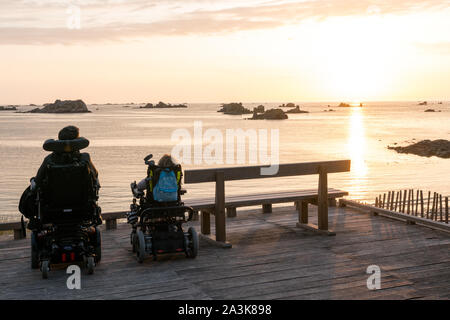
226,207,237,218
105,219,117,230
200,210,211,235
191,210,199,221
318,166,329,231
297,201,308,224
14,229,25,240
262,204,272,214
329,198,337,207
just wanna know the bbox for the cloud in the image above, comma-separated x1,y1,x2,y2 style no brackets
0,0,448,45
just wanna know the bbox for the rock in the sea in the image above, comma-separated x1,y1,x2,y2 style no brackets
279,103,297,109
217,103,252,115
254,105,265,113
388,139,450,158
140,101,187,109
338,102,352,107
285,105,308,114
27,99,90,113
251,108,288,120
0,105,17,111
418,101,427,106
424,109,441,112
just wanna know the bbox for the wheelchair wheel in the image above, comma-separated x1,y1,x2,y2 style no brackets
87,256,95,275
131,232,137,253
95,228,101,263
136,230,146,263
41,260,49,279
31,231,39,269
186,227,199,259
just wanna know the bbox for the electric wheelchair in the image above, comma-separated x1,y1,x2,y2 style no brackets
27,138,102,278
127,154,198,263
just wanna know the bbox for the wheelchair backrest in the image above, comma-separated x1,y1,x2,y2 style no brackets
146,164,182,204
40,155,95,223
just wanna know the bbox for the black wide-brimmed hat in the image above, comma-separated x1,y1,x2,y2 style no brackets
58,125,80,140
43,125,89,152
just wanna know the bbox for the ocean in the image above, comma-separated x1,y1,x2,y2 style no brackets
0,101,449,222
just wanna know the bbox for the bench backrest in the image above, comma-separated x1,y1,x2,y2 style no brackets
184,160,351,184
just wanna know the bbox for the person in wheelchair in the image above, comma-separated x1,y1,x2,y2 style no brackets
128,154,183,224
34,125,99,192
127,154,198,263
19,126,102,278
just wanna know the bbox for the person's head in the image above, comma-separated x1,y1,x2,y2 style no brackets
158,154,177,167
58,125,79,140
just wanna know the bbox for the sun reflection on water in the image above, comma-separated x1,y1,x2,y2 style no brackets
347,108,368,195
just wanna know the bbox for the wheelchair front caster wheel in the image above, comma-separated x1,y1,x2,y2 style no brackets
41,260,49,279
136,230,146,263
87,256,95,275
186,227,199,259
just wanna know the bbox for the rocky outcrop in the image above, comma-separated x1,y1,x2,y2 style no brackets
250,108,288,120
279,103,297,109
27,100,90,113
424,109,441,112
418,101,427,106
285,105,308,114
254,105,265,113
388,139,450,158
0,105,17,111
338,102,352,108
140,101,187,109
217,103,252,115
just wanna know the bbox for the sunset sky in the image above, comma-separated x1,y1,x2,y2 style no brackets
1,0,450,104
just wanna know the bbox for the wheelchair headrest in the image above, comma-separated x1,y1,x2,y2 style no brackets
43,137,89,152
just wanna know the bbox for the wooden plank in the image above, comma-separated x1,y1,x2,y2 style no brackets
446,197,449,224
184,160,351,183
0,222,23,231
0,188,348,233
262,204,272,214
298,201,308,224
214,171,226,242
339,199,450,234
317,166,328,231
105,219,117,230
200,210,211,235
403,190,407,213
0,204,449,300
226,207,237,218
420,190,424,218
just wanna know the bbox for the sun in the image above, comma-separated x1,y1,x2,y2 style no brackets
302,15,400,101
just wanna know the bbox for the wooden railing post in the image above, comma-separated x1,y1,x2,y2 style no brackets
445,197,449,224
215,171,226,242
318,166,328,230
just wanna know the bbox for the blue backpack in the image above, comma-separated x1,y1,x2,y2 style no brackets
153,169,179,202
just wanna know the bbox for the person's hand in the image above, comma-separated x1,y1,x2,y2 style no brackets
30,177,36,191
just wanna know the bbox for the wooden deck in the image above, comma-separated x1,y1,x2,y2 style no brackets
0,204,449,300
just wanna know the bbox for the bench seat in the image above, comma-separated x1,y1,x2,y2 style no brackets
185,188,348,211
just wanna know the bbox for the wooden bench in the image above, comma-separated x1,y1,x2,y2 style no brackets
184,160,351,246
0,221,26,240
